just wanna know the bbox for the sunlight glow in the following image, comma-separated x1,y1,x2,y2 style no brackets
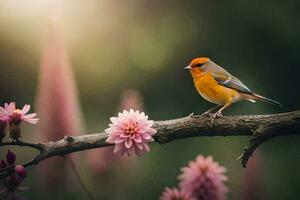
2,0,68,19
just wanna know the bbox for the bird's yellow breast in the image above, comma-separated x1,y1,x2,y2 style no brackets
192,72,240,105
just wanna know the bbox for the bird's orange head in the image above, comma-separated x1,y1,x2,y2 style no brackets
184,57,210,75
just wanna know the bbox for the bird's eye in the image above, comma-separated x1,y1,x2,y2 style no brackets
195,63,203,68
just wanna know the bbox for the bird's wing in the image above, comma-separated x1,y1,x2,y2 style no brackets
211,73,253,94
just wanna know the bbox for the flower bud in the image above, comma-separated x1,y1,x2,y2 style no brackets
0,160,7,169
6,150,16,165
15,165,26,179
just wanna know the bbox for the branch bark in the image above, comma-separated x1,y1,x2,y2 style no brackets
0,110,299,175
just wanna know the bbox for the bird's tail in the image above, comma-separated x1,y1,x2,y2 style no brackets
247,93,282,107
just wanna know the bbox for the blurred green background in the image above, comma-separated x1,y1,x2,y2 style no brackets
0,0,300,199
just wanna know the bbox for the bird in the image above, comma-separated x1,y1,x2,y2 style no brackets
185,57,281,126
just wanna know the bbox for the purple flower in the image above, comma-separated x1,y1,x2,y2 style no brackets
179,155,228,200
0,150,27,199
105,109,156,156
160,187,195,200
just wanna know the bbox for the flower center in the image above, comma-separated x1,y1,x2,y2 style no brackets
200,165,209,173
124,121,139,135
11,109,22,124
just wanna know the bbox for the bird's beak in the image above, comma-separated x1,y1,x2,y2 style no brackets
184,65,192,70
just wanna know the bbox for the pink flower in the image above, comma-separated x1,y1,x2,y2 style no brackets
0,102,39,125
179,155,228,200
0,102,38,140
160,187,195,200
105,109,156,156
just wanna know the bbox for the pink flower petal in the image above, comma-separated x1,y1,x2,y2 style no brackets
113,144,120,153
124,139,133,148
22,113,37,119
147,128,157,135
106,133,124,143
24,118,39,124
134,135,142,143
136,143,144,150
143,143,150,152
141,134,152,140
110,117,120,125
129,109,134,115
120,133,128,138
0,107,9,115
6,102,16,115
21,104,31,115
115,137,126,144
159,187,194,200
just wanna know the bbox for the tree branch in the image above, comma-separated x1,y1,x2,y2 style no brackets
0,110,299,175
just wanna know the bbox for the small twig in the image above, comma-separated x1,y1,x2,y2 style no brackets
66,156,98,200
237,137,267,167
0,141,44,153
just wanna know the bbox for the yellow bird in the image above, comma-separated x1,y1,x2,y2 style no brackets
185,57,281,125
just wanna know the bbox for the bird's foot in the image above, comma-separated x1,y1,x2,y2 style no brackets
210,111,223,128
200,111,213,118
